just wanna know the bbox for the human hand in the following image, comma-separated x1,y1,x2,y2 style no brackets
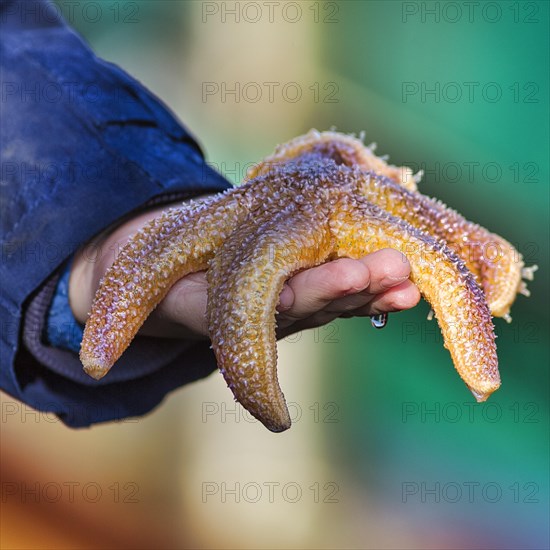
69,202,420,342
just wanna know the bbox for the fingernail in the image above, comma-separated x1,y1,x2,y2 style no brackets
380,275,409,289
277,285,294,311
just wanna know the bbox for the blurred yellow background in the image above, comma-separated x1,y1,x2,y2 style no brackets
1,1,548,549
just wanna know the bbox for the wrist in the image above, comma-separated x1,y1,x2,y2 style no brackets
68,194,217,329
69,203,174,324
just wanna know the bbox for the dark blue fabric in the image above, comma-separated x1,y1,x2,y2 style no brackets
0,0,231,426
46,258,83,353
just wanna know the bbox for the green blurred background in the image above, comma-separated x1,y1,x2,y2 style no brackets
1,1,548,548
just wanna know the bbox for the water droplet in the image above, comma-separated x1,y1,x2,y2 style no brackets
371,313,388,329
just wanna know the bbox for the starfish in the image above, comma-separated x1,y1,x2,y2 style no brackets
80,130,535,432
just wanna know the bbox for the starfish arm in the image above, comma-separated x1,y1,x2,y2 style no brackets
207,205,333,432
249,131,531,318
80,190,250,379
246,129,418,191
331,196,500,401
353,171,526,319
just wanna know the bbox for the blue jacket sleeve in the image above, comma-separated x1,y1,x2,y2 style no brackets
0,0,231,426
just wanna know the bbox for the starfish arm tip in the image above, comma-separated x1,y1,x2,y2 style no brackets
468,382,500,403
81,358,111,380
266,418,292,433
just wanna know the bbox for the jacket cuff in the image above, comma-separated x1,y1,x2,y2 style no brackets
19,264,220,427
17,191,222,426
23,259,196,386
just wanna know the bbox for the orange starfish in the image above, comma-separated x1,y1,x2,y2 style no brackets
80,130,535,432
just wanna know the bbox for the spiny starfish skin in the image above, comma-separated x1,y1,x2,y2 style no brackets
248,130,531,319
80,130,533,432
247,129,421,193
80,189,252,379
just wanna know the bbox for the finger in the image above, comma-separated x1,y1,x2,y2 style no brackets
322,276,418,315
339,280,421,317
139,271,210,339
277,257,371,322
353,248,412,294
278,280,420,337
278,248,411,322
